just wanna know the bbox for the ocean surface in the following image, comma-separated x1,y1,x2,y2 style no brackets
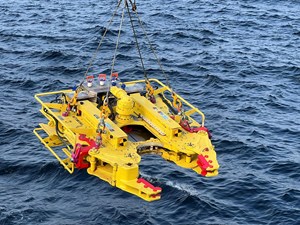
0,0,299,224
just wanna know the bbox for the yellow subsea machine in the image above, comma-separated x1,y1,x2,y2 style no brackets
34,0,219,201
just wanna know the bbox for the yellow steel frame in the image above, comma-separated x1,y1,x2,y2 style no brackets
33,128,74,174
33,79,219,201
127,78,206,126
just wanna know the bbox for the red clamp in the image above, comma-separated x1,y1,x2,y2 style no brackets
62,104,71,117
177,119,212,138
137,178,162,193
197,153,213,176
71,134,98,169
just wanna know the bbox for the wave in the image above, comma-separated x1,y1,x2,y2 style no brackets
1,0,300,224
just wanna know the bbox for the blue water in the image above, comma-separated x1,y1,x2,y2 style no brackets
1,0,299,224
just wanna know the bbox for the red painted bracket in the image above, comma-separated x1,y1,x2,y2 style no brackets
137,178,162,192
71,134,98,169
197,154,214,176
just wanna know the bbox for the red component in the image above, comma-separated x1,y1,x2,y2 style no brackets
62,111,69,117
71,134,98,169
195,127,212,139
179,119,191,131
151,193,161,199
62,104,71,117
149,95,156,104
98,73,106,80
112,72,119,79
177,119,212,138
197,154,212,176
86,75,94,82
137,178,162,192
122,126,133,133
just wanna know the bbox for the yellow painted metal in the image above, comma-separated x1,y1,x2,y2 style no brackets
34,79,219,201
110,86,134,124
128,78,206,126
33,128,74,174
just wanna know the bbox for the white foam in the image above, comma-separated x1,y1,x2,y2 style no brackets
166,180,201,197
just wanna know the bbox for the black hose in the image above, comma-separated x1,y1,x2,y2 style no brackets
50,93,67,104
158,93,177,114
43,108,70,147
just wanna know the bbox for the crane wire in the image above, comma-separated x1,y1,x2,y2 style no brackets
125,0,149,82
128,0,172,91
104,6,126,103
80,0,122,86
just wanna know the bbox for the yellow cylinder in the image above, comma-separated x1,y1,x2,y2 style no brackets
110,86,134,123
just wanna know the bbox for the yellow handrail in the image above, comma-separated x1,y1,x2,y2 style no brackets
35,90,76,145
33,128,74,174
124,79,206,126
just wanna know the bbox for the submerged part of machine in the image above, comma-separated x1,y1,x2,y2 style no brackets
34,0,219,201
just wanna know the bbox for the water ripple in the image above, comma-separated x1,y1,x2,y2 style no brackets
0,0,300,224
